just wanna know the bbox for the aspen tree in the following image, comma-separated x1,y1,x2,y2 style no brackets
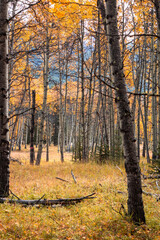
36,31,49,165
30,90,35,165
97,0,145,223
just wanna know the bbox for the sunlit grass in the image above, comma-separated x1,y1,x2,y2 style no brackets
0,146,159,239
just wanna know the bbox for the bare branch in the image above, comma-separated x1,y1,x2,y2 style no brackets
56,177,70,183
71,170,77,183
0,193,96,206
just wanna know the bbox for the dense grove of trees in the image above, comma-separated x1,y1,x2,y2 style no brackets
1,0,160,223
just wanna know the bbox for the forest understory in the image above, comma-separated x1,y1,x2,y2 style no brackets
0,146,159,240
1,0,160,238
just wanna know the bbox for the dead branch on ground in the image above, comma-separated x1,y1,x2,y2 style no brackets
71,170,77,183
0,193,96,206
55,177,70,183
142,190,160,201
142,174,160,179
10,157,23,165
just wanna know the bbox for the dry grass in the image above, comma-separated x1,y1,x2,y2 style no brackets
0,146,159,239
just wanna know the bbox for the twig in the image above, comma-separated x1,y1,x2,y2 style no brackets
111,203,127,217
142,190,160,201
35,194,45,204
71,170,77,183
116,165,124,176
9,189,21,200
56,177,70,183
156,180,160,191
111,205,123,216
120,204,128,216
142,174,160,179
10,157,23,165
117,191,127,195
116,165,127,182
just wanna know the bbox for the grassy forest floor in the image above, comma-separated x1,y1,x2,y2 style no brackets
0,146,159,239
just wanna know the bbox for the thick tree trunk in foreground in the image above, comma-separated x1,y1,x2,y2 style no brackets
0,0,9,197
97,0,145,223
154,1,160,159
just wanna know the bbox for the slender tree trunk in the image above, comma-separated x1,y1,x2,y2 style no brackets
0,0,9,197
58,28,64,163
15,118,20,150
36,34,49,165
46,108,49,162
154,1,160,158
86,37,96,159
151,14,157,160
142,22,150,162
97,10,109,159
98,0,145,223
30,90,35,165
108,55,115,157
19,117,24,151
63,50,68,152
74,40,80,161
9,87,26,154
142,141,145,158
68,107,74,152
25,118,28,149
36,113,39,148
80,20,87,161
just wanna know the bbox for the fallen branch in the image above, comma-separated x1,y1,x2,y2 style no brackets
9,189,21,200
142,174,160,179
117,189,160,201
0,193,96,206
116,165,127,182
10,158,23,165
55,177,70,183
71,170,77,183
142,191,160,201
156,180,160,191
117,191,127,195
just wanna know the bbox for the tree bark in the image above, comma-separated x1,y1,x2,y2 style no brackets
0,0,9,197
97,0,145,223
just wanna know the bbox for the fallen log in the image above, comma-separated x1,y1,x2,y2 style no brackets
0,193,96,206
